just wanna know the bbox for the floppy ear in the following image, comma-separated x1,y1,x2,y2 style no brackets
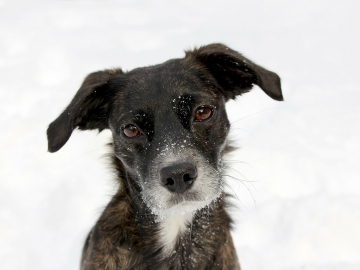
186,43,283,101
47,69,122,153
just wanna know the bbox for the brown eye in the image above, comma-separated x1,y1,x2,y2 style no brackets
194,106,213,121
123,124,140,138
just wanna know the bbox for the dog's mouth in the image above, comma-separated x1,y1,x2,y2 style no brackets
169,191,222,212
141,173,223,217
141,195,220,218
167,189,220,207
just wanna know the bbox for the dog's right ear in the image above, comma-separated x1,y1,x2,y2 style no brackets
47,69,122,153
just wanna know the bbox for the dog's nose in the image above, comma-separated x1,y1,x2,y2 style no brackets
160,162,197,193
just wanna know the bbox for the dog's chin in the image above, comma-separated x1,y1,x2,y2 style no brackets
146,191,222,219
166,198,215,216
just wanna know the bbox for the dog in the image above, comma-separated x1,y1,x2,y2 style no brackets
47,43,283,270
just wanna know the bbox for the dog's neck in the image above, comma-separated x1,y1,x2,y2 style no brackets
98,155,234,269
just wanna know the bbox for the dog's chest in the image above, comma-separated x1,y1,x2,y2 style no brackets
82,198,234,270
158,212,194,254
138,208,225,269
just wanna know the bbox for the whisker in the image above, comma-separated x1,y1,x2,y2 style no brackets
229,127,259,139
223,166,256,184
222,160,252,167
223,172,256,191
222,174,256,206
127,193,157,221
223,182,240,202
128,190,143,205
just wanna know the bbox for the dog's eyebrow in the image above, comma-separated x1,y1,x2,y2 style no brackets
177,92,219,104
110,108,153,126
132,110,153,121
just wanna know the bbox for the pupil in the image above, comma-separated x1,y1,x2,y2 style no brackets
124,125,138,137
196,107,212,121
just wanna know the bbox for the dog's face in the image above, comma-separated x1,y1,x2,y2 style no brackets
47,44,282,217
108,61,230,215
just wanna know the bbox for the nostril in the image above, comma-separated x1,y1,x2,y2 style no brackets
166,178,174,186
183,174,194,185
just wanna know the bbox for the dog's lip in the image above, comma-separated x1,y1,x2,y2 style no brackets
157,195,219,216
167,192,217,208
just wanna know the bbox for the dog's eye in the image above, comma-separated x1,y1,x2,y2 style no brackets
195,106,213,121
123,124,140,138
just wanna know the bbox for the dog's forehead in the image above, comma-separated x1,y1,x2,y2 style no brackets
113,59,219,113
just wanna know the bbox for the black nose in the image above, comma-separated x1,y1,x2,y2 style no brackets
160,162,197,193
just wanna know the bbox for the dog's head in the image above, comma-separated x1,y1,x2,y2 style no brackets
47,43,282,217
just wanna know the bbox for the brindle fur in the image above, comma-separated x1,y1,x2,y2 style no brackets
81,155,240,270
47,43,282,270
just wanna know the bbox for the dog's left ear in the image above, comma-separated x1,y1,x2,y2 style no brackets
186,43,283,101
47,69,122,153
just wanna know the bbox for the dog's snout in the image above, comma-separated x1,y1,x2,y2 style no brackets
160,162,197,193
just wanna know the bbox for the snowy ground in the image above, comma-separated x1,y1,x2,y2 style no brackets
1,1,360,269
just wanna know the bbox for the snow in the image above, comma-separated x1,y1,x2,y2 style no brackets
1,0,360,269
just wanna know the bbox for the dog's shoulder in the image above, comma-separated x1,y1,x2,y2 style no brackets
81,191,147,270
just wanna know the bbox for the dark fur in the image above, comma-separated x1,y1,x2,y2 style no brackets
47,43,282,270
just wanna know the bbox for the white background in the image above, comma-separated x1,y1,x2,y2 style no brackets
1,1,360,269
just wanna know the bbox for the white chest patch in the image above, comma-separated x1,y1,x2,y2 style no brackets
158,212,193,254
